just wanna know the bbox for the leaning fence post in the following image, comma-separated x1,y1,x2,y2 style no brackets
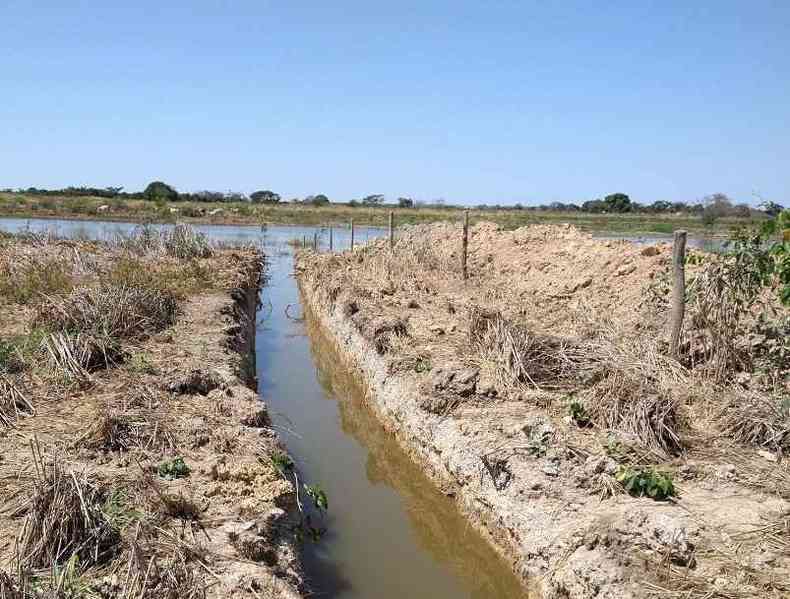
350,218,355,251
388,211,394,250
462,209,469,280
670,230,687,359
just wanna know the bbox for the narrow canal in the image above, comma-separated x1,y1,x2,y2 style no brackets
0,217,527,598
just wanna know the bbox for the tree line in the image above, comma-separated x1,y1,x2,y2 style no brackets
3,184,783,220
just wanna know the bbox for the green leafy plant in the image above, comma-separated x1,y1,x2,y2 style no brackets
271,452,294,473
568,399,591,427
101,489,142,531
303,484,328,512
615,466,675,500
414,356,432,373
157,456,191,480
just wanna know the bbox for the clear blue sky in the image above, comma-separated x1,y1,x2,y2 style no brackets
1,1,788,206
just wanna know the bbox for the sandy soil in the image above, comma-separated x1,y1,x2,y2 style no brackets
0,236,305,597
297,222,790,599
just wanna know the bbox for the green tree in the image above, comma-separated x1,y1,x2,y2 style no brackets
143,181,178,202
397,197,414,208
250,190,281,204
362,194,385,206
305,194,329,206
603,193,632,213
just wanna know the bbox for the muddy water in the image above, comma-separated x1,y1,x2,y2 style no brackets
256,250,528,598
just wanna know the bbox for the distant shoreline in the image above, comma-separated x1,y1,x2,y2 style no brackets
0,192,758,236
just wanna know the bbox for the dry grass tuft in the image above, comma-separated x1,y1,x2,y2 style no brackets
76,409,177,453
0,374,34,427
719,390,790,454
35,284,179,341
116,524,208,599
469,307,587,390
584,369,683,456
15,451,120,569
42,332,124,383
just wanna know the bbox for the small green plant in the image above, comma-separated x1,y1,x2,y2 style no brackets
303,484,328,511
525,427,552,457
615,466,675,500
101,489,142,531
271,452,294,473
414,356,432,373
126,352,157,374
157,456,191,480
568,399,591,427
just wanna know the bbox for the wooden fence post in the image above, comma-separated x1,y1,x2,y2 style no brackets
329,226,333,251
462,210,469,280
670,230,687,359
302,235,306,248
350,218,355,251
389,211,394,250
313,231,318,250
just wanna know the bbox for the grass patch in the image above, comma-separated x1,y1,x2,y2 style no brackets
0,257,73,304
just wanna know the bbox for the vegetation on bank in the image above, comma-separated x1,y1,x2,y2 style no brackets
0,189,773,234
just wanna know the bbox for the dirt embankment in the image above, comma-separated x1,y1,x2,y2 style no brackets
0,228,306,598
297,222,790,599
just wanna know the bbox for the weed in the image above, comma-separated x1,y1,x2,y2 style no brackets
125,352,158,375
101,490,141,531
271,452,294,473
157,457,190,480
303,484,328,512
414,356,432,373
615,466,675,500
568,398,591,427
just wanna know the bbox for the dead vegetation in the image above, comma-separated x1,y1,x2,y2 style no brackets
15,450,120,569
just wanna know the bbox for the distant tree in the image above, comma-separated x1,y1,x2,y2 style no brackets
701,193,735,225
603,193,633,213
397,197,414,208
582,199,607,213
225,191,248,202
250,190,281,204
144,181,178,202
305,194,329,206
760,201,785,217
362,194,385,206
647,200,673,213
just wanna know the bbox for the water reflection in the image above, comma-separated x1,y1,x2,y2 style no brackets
303,307,529,599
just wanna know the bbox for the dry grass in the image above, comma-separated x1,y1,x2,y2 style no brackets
584,368,683,456
719,390,790,454
469,307,588,390
15,450,120,569
0,374,34,427
115,524,209,599
35,285,179,341
76,409,177,454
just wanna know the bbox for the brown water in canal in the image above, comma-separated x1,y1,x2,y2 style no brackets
256,250,528,598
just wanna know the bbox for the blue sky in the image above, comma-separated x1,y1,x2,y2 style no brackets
1,1,788,206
